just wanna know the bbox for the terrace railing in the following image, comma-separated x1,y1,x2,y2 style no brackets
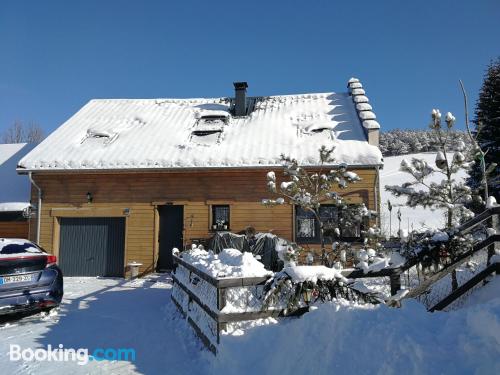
342,206,500,311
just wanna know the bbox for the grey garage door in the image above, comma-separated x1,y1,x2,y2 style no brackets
59,217,125,277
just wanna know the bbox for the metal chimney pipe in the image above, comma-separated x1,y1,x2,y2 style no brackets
233,82,248,116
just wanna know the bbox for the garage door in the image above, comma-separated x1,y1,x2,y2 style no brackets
59,217,125,277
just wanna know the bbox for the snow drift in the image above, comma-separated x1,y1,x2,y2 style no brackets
212,289,500,374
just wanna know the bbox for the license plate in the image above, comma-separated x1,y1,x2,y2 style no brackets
0,274,35,285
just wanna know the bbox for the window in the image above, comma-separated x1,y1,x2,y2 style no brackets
81,128,119,145
295,205,364,243
190,115,227,146
211,205,230,230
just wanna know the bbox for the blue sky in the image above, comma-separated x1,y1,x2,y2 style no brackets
0,0,498,136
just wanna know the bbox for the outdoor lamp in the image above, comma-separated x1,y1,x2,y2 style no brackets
86,192,93,204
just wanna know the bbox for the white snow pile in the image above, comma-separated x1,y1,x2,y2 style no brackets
388,251,407,268
180,248,272,278
0,202,30,212
213,295,500,374
283,265,345,283
355,248,390,274
431,231,450,242
490,250,500,265
486,196,498,209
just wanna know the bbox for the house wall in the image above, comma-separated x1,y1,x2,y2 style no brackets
29,168,379,275
0,220,29,238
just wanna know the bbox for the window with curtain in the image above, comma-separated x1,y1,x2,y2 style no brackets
211,205,230,230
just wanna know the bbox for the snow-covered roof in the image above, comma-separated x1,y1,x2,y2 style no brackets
0,143,35,210
19,80,383,171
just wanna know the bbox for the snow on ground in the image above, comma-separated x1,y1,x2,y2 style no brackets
0,275,210,374
465,276,500,308
380,152,468,236
1,274,499,374
214,287,500,375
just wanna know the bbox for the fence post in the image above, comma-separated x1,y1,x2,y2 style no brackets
488,212,499,265
217,287,227,344
390,271,401,296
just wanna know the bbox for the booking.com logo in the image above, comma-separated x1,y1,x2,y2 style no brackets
9,344,136,366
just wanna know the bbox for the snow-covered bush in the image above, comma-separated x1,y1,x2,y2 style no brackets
262,265,382,310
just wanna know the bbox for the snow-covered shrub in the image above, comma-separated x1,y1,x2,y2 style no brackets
262,266,382,310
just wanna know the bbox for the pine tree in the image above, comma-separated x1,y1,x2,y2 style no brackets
466,58,500,203
386,110,478,291
385,110,475,229
263,146,368,264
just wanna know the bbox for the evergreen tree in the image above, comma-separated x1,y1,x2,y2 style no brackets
385,110,475,229
386,110,477,291
263,146,368,264
466,58,500,203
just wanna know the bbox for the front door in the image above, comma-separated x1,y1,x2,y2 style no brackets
157,205,184,271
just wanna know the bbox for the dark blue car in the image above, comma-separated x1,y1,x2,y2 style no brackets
0,238,63,315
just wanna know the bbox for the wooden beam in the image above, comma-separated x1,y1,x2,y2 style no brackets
187,317,217,354
50,207,128,217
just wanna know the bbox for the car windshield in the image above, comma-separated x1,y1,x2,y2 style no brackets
0,240,44,257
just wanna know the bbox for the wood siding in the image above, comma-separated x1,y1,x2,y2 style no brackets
0,220,29,239
30,168,379,275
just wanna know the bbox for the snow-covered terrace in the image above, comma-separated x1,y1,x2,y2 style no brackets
18,82,383,171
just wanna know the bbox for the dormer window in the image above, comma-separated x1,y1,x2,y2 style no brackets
81,128,118,145
190,114,228,145
190,129,222,145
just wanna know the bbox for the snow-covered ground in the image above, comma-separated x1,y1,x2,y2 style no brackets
1,274,498,374
0,275,210,374
216,291,500,375
380,152,468,236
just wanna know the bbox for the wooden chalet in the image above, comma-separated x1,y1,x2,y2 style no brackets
17,79,383,277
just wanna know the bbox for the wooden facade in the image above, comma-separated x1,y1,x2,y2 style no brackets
29,167,380,276
0,220,29,239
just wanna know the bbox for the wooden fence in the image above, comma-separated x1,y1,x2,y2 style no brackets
342,206,500,310
171,254,285,354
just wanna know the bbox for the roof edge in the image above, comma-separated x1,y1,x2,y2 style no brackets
17,163,383,175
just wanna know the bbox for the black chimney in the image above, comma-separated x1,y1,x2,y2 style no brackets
233,82,248,116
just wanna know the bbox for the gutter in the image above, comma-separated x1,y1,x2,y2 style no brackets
28,172,42,244
17,163,384,175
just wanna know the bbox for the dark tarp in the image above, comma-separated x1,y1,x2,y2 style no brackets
208,231,284,272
